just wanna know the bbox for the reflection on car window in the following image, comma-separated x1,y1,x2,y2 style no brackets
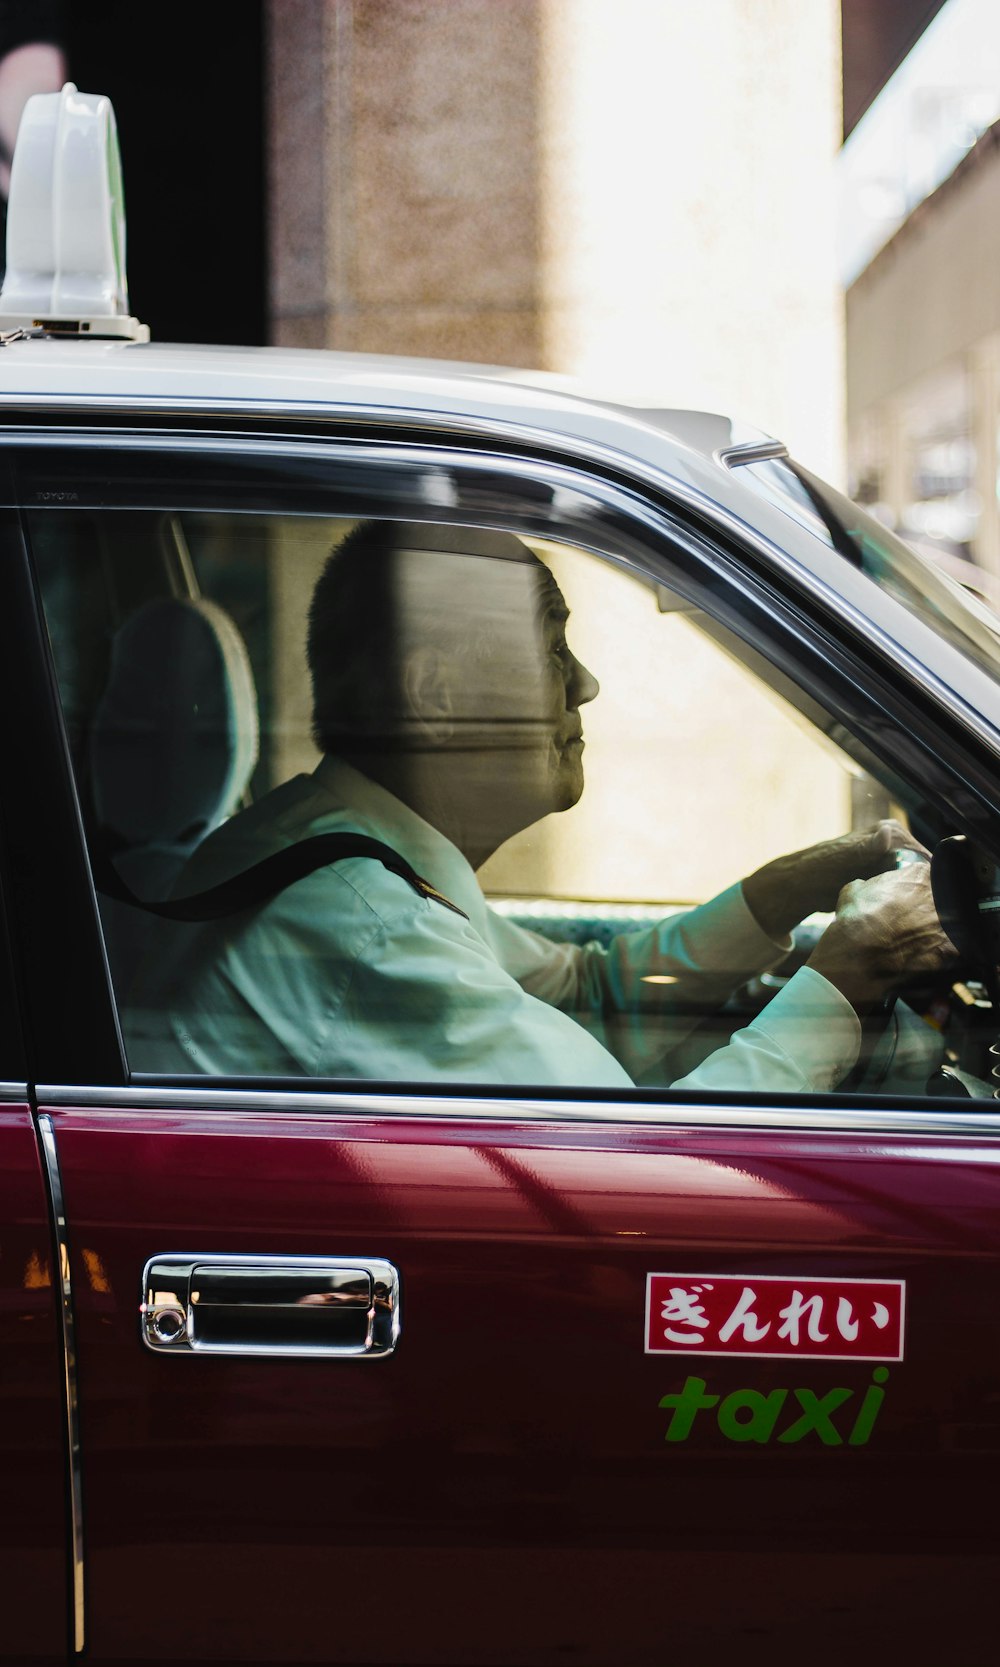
28,501,978,1101
739,456,1000,682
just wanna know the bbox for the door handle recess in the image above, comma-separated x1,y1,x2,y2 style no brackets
141,1254,400,1358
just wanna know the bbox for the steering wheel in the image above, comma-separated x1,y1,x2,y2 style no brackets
931,836,1000,973
928,836,1000,1096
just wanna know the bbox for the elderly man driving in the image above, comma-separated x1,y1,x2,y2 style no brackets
129,521,952,1089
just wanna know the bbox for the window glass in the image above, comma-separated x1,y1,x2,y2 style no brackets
739,455,1000,680
28,500,978,1102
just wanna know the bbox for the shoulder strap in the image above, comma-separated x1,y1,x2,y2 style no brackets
93,832,469,923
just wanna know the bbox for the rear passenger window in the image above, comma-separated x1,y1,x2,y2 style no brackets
29,497,962,1102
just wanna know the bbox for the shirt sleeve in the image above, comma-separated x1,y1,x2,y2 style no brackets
486,882,813,1083
669,967,861,1094
491,883,788,1002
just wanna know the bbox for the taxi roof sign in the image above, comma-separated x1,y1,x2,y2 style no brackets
0,83,148,341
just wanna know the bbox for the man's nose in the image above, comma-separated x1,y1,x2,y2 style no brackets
568,652,599,707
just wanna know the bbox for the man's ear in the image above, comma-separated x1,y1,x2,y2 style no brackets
402,646,454,741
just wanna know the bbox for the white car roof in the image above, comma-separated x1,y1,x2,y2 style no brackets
0,335,775,464
0,334,786,547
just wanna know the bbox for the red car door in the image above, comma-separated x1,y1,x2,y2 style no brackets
32,1099,1000,1665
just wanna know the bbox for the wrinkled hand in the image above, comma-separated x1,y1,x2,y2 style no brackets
742,820,927,940
806,863,956,1011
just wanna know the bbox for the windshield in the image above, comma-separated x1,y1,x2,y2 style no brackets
738,455,1000,684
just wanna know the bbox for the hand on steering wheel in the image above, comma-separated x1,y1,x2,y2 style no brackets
743,820,928,942
806,854,954,1015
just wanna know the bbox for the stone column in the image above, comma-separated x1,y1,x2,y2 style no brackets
267,0,330,349
267,0,544,363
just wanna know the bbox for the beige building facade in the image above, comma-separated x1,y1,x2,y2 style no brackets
846,119,1000,590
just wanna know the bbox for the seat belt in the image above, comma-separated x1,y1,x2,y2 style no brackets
93,832,469,923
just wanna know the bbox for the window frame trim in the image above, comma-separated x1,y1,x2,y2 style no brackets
33,1079,1000,1137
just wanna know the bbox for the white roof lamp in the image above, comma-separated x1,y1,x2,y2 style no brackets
0,83,148,341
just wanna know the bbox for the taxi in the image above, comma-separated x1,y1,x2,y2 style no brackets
3,85,1000,1667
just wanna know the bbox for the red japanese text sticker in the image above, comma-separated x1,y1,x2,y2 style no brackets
645,1273,905,1362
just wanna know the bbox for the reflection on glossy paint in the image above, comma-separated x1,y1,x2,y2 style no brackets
517,1149,789,1202
22,1248,50,1288
81,1248,111,1293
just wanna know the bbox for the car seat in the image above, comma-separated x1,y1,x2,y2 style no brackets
89,596,259,992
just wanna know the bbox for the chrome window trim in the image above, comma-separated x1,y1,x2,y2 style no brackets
34,1082,1000,1137
0,1079,30,1100
716,439,789,466
9,418,1000,760
36,1113,84,1655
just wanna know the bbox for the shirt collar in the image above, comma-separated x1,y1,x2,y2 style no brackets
312,755,489,929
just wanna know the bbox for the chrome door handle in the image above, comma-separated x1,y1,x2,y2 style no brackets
141,1254,400,1358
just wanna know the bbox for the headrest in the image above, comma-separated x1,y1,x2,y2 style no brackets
90,597,259,847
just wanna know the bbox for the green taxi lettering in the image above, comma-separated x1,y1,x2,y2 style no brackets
716,1386,788,1444
659,1367,890,1446
776,1386,853,1445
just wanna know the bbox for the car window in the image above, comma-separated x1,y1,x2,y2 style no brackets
27,493,989,1104
737,455,1000,681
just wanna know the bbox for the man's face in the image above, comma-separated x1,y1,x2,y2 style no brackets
533,568,600,812
398,549,599,823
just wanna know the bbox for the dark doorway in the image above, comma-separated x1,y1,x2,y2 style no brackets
67,0,267,345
